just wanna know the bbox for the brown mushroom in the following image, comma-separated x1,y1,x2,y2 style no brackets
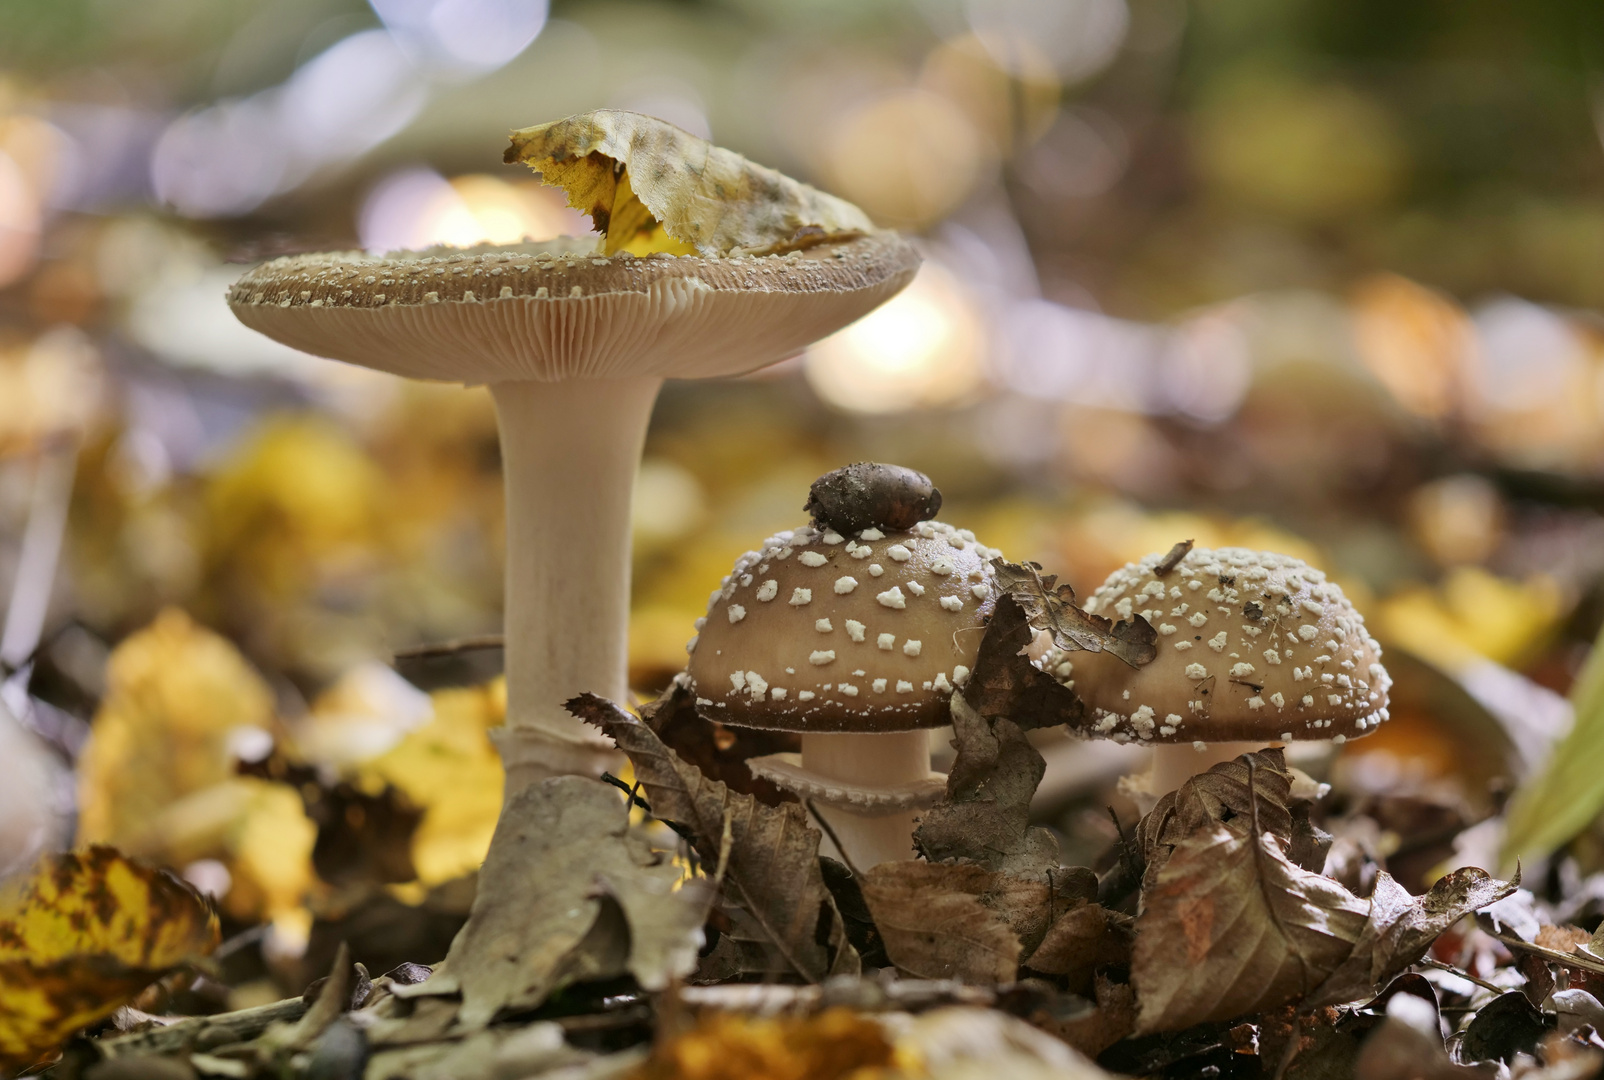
1045,546,1391,799
684,469,1000,868
226,114,919,798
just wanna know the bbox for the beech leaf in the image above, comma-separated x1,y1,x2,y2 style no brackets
0,847,220,1071
913,693,1061,880
1132,821,1370,1033
858,862,1033,983
642,682,797,805
505,110,873,257
1306,867,1518,1008
570,693,857,982
990,559,1157,668
441,776,706,1027
1137,748,1296,884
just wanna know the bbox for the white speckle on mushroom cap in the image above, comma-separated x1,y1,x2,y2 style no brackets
1050,546,1389,745
686,517,1000,732
728,605,747,624
757,580,778,602
887,544,911,562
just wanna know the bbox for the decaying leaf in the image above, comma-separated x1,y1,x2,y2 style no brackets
857,862,1048,983
571,694,857,982
1024,901,1133,992
505,110,873,257
437,776,707,1027
1131,818,1369,1032
631,1007,893,1080
0,847,220,1071
1307,867,1518,1008
913,693,1062,880
990,559,1158,669
644,682,798,805
1137,748,1299,884
957,589,1086,735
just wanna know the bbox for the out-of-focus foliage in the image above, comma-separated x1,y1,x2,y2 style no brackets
1503,621,1604,867
0,846,219,1071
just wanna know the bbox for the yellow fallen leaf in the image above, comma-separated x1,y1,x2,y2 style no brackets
629,1008,896,1080
356,679,507,886
0,847,220,1071
76,610,316,926
505,110,875,257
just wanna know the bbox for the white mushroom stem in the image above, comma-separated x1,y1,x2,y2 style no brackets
802,730,935,870
1134,741,1270,811
488,376,661,796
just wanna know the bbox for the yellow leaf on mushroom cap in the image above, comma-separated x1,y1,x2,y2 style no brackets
0,846,220,1071
505,110,876,258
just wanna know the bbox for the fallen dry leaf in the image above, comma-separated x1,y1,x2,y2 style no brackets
505,110,873,257
0,847,220,1071
1137,748,1298,883
990,559,1158,669
1307,867,1517,1007
1024,902,1132,992
435,775,707,1027
630,1007,893,1080
571,694,857,982
858,862,1046,983
644,682,798,805
1131,812,1370,1032
913,693,1062,880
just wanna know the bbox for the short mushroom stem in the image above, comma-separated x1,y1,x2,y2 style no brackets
803,730,932,869
1139,740,1271,808
488,376,661,797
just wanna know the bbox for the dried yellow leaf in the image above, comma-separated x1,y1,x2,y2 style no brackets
504,110,875,257
0,847,220,1071
629,1008,895,1080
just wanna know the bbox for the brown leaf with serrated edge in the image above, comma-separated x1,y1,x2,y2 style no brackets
1132,814,1369,1033
990,559,1157,668
1136,748,1296,886
0,846,219,1071
1025,902,1133,992
643,682,798,805
1306,867,1518,1008
439,776,707,1027
913,693,1062,880
505,111,873,257
569,694,857,982
858,862,1036,983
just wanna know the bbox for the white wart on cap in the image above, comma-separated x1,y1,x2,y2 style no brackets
1052,547,1391,745
687,520,1000,733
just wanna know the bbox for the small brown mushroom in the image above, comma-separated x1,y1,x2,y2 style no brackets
685,490,1001,868
1044,546,1391,800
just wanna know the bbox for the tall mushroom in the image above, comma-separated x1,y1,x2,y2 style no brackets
1044,546,1391,801
228,113,919,795
684,464,1001,869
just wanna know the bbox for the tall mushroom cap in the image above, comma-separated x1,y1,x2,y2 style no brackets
227,233,918,383
686,519,1001,733
1056,547,1391,744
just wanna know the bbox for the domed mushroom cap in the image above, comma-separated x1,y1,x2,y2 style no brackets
1054,547,1391,744
686,521,1000,732
226,233,920,384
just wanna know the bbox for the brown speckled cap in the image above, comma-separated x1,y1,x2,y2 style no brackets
686,520,1000,732
1050,547,1391,745
226,233,919,384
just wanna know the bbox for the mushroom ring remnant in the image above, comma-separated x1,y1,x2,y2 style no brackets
228,111,920,801
683,487,1002,869
1047,545,1392,798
